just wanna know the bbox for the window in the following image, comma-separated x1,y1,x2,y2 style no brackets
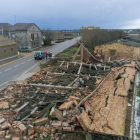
4,48,6,52
31,34,34,40
12,33,15,38
110,49,116,55
11,47,13,51
5,31,8,35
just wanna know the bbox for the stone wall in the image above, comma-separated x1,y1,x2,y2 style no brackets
133,47,140,60
0,44,18,60
94,42,140,60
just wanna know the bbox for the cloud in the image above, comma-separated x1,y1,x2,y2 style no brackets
121,19,140,29
0,0,140,29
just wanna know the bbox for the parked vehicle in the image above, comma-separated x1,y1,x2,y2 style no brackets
18,46,32,52
34,51,45,59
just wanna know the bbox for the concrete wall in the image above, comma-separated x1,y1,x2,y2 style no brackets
0,44,18,60
10,24,42,48
95,43,140,60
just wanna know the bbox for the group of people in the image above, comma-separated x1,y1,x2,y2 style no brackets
45,50,52,60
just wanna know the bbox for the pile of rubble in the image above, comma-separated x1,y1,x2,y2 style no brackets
79,63,137,135
0,60,139,139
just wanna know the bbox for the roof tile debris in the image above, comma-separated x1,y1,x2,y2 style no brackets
0,58,139,139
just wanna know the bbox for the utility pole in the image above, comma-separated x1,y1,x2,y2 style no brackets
15,15,16,24
1,26,3,36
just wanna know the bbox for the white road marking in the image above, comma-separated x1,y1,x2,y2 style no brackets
27,58,33,62
15,60,43,81
13,75,19,79
14,64,19,67
21,62,25,64
0,72,1,74
5,68,11,71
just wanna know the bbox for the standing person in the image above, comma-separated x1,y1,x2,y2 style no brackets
45,50,48,60
50,51,52,58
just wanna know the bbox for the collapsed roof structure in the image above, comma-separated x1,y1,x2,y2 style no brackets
0,41,139,140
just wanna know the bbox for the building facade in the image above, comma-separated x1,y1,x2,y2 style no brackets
9,23,42,48
0,23,12,38
0,35,17,60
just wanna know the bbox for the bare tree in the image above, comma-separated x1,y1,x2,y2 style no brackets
42,29,54,41
83,29,123,51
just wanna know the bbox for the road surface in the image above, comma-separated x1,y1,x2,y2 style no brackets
0,37,80,86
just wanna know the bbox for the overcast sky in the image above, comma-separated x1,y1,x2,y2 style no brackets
0,0,140,30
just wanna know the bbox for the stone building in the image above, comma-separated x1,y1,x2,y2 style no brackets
82,26,100,30
9,23,42,48
0,35,17,60
0,23,12,38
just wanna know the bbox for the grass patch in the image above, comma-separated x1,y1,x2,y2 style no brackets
57,46,78,57
137,83,140,97
40,63,48,69
39,43,80,69
43,136,50,140
65,36,77,39
136,132,140,138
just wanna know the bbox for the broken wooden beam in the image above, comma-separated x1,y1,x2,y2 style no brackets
72,45,82,61
68,77,79,87
94,64,97,70
29,83,78,89
89,74,101,78
16,102,29,112
81,46,83,62
77,62,83,75
59,61,65,67
69,62,110,69
47,72,65,76
77,40,102,63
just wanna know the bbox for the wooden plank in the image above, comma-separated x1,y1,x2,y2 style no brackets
16,102,29,112
59,61,64,67
72,45,82,61
94,64,97,70
68,77,79,87
67,62,69,69
69,62,110,68
77,62,83,75
77,40,101,62
29,83,79,89
80,46,83,62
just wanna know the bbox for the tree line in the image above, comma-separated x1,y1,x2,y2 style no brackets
82,29,124,51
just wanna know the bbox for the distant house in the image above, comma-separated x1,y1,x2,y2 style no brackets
0,35,17,60
9,23,42,48
0,23,12,37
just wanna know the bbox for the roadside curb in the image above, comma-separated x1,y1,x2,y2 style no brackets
0,53,33,68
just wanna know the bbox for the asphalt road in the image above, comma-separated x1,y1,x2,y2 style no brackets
0,37,80,86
